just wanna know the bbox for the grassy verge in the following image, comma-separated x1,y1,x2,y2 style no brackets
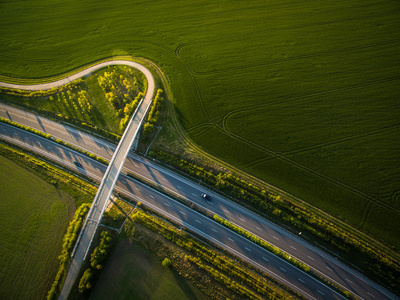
148,149,400,292
0,64,147,138
0,142,96,299
130,208,302,299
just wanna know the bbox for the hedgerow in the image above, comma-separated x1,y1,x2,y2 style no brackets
47,203,91,300
148,148,400,291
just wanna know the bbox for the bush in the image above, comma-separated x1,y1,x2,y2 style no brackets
162,258,172,267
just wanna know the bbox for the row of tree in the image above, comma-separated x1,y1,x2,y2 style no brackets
132,209,298,299
148,149,400,290
78,230,113,294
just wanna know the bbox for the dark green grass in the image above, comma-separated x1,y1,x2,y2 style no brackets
89,239,208,300
0,0,399,248
0,155,74,300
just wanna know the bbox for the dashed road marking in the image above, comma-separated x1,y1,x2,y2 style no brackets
367,292,376,298
245,247,251,251
308,256,315,261
135,188,140,191
162,178,167,181
273,236,279,240
179,210,186,215
298,278,305,283
262,257,269,262
317,290,325,295
345,278,353,284
239,217,246,222
223,209,230,214
164,203,170,207
149,195,155,199
280,267,286,272
326,267,333,271
256,226,262,230
212,228,218,233
191,193,197,197
290,246,297,250
177,185,182,189
228,237,234,242
195,220,201,224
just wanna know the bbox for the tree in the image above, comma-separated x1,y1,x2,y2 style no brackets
162,258,172,267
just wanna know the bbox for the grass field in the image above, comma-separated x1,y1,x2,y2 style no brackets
89,239,208,300
0,155,74,299
0,0,399,248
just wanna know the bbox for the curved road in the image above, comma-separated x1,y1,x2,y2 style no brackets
0,62,398,299
1,60,156,300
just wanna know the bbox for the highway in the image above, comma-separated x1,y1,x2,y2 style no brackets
1,104,398,300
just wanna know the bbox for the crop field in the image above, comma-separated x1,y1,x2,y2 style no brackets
0,0,399,248
0,155,73,299
89,240,208,300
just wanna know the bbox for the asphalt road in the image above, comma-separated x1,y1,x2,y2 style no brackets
1,106,398,300
0,122,342,300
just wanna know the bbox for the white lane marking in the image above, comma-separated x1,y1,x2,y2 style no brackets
177,185,182,189
135,188,140,191
162,177,167,181
298,278,305,283
223,209,230,214
149,195,155,199
245,247,251,251
326,267,333,271
317,290,325,296
164,203,170,207
367,292,376,298
256,226,262,230
280,267,286,272
239,217,246,222
179,210,186,215
308,256,315,261
195,220,201,224
191,193,197,197
212,228,218,233
262,257,269,262
228,237,234,242
290,246,297,250
273,236,279,240
345,278,353,284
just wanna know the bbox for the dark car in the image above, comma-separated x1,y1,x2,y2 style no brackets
73,160,83,168
201,193,211,200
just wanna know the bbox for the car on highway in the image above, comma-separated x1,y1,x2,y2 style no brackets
201,193,211,200
73,160,83,168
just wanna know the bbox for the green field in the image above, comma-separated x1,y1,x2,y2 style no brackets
89,239,208,300
0,155,74,299
0,0,399,248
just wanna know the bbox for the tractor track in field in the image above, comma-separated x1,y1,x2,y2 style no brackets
220,75,400,135
184,37,400,76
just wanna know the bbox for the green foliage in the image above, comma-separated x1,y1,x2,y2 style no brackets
78,268,93,294
162,258,172,267
77,230,113,295
214,215,311,273
0,116,109,166
132,209,298,299
150,149,400,290
143,89,163,137
90,231,113,270
47,203,90,300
